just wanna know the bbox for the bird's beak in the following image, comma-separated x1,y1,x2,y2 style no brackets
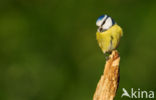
98,27,106,32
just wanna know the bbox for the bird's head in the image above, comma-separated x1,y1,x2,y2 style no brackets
96,14,115,32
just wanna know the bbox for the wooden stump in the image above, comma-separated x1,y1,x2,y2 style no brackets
93,50,120,100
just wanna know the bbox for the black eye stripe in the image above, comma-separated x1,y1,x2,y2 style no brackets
101,20,106,26
101,16,109,26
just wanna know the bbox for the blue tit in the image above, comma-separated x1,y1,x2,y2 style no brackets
96,14,123,54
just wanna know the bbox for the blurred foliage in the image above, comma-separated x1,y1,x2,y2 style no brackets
0,0,156,100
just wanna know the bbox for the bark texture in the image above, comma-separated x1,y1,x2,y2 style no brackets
93,50,120,100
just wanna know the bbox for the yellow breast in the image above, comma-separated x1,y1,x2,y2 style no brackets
96,24,123,53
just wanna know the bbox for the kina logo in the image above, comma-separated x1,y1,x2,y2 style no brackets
121,88,154,99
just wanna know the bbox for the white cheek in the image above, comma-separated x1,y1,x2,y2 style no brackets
102,17,113,30
96,20,103,26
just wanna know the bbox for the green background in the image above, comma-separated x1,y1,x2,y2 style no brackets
0,0,156,100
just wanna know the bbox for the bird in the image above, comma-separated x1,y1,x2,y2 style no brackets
96,14,123,57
